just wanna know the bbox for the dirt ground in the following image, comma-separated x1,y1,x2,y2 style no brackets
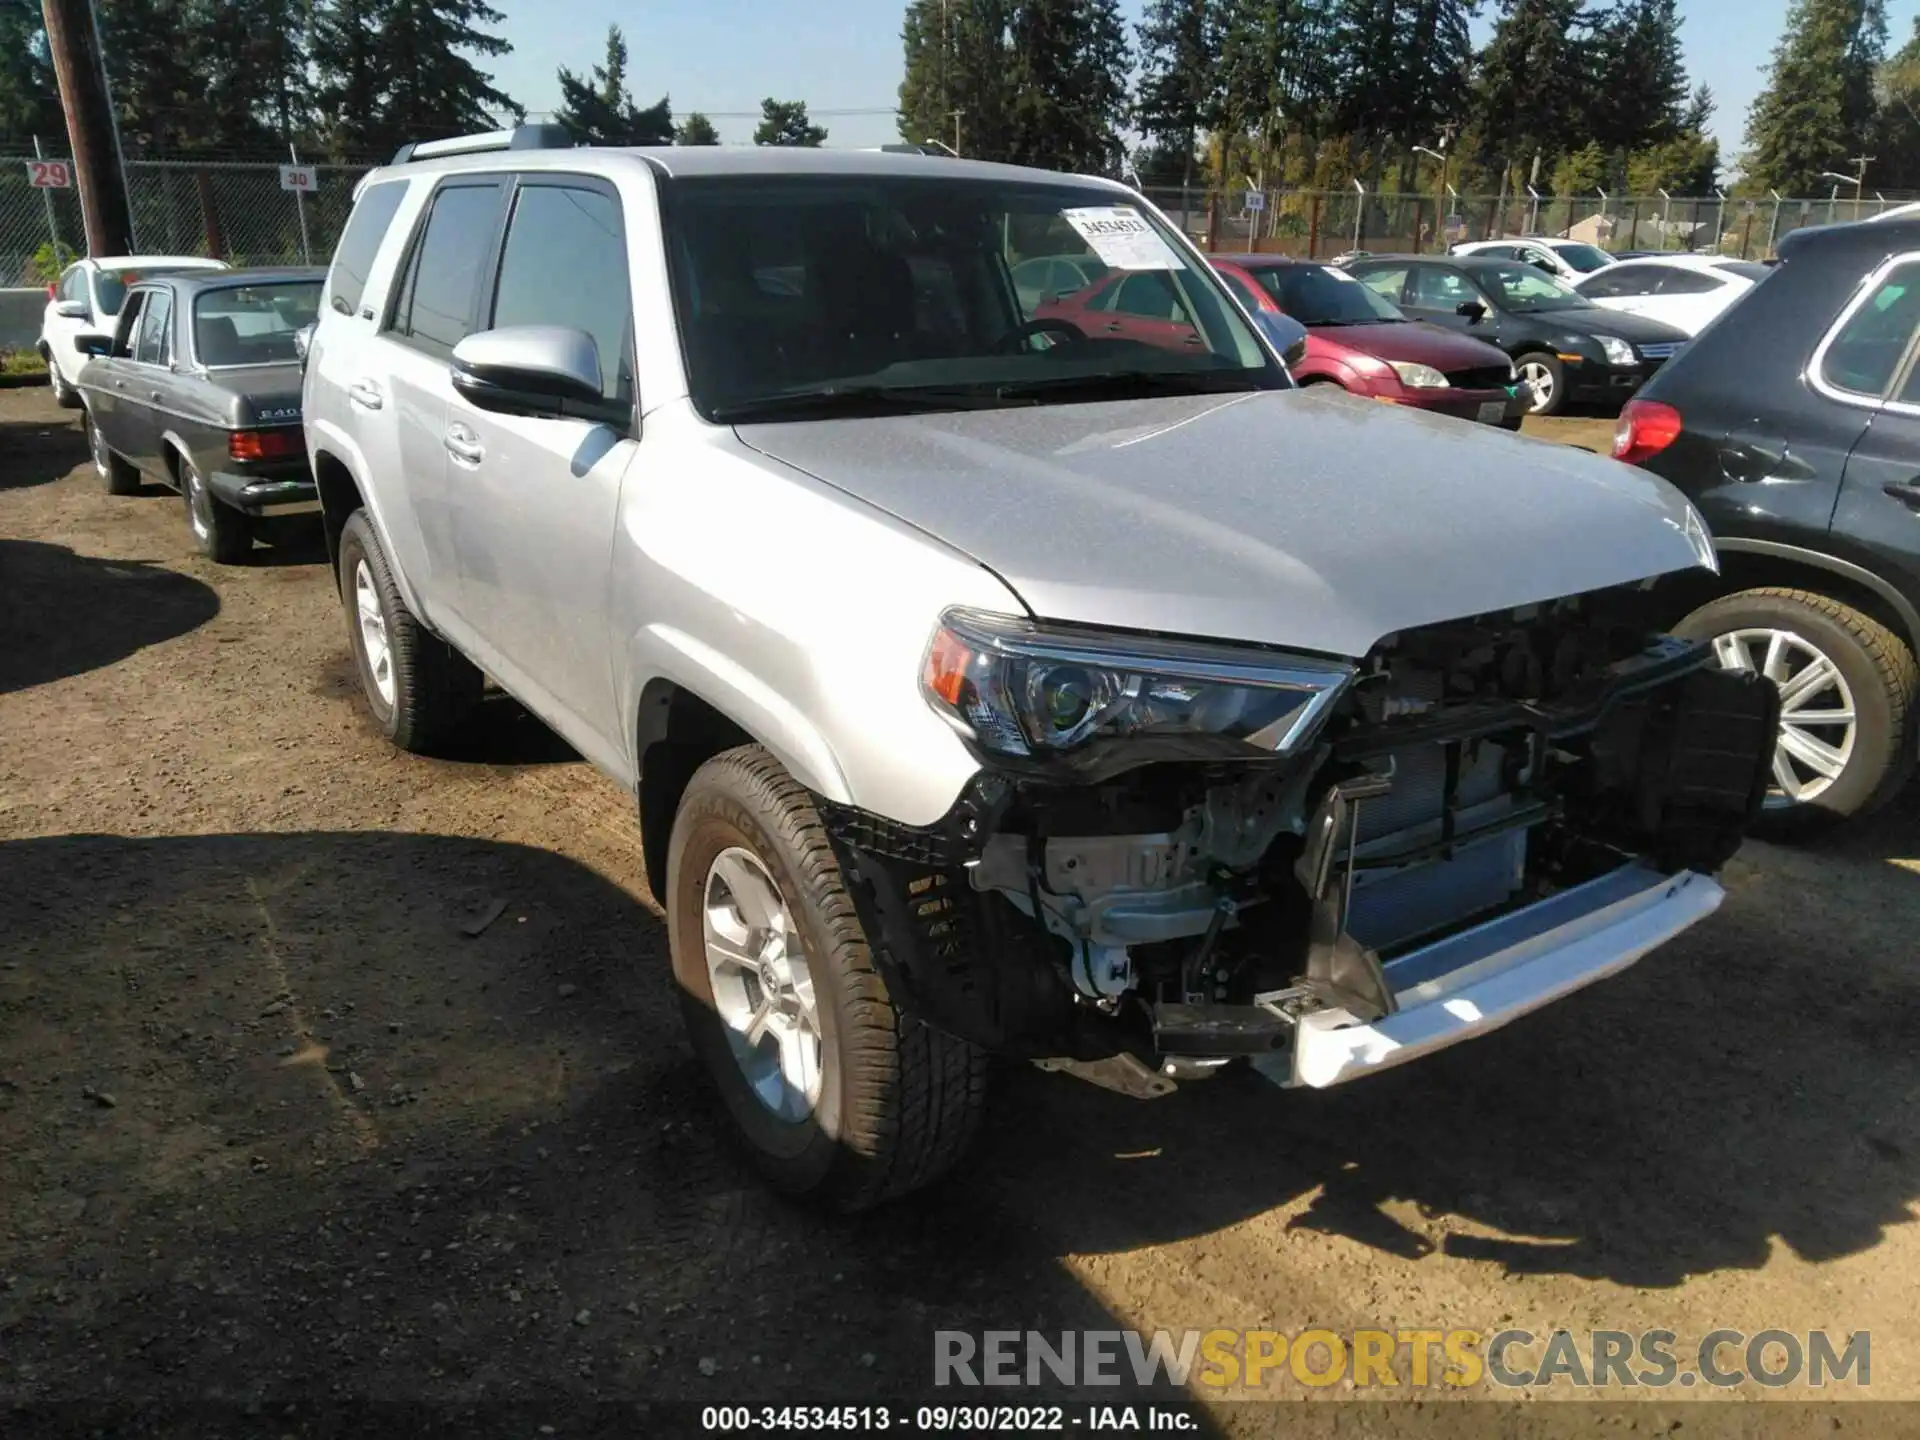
3,381,1919,1436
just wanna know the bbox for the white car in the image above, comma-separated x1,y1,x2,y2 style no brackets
38,255,228,407
1571,254,1771,337
1450,237,1615,282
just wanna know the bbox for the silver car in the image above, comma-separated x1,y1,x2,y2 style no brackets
304,128,1778,1210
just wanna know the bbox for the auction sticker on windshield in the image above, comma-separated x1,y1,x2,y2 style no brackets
1063,206,1185,271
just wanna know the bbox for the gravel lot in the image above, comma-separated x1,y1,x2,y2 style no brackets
2,382,1917,1433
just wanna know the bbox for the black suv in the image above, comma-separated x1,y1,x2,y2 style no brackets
1617,217,1920,831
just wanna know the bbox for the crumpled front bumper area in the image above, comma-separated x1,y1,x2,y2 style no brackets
1254,861,1723,1089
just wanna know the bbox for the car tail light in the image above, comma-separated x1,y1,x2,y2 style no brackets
229,428,302,461
46,283,56,300
1613,398,1683,465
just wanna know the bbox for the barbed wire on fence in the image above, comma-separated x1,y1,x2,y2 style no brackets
6,151,1919,288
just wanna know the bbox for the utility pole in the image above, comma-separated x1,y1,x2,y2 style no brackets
42,0,133,254
951,109,964,158
1850,154,1873,221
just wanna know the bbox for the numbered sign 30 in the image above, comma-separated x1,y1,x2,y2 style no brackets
279,165,318,192
27,159,72,189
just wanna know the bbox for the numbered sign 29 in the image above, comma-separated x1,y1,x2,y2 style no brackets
279,165,318,193
26,159,72,189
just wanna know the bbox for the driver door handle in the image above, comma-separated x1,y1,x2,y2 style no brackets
1103,321,1123,333
445,423,485,466
347,378,384,411
1885,480,1920,511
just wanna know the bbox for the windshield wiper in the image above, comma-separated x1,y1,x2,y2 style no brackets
709,383,999,423
989,368,1264,402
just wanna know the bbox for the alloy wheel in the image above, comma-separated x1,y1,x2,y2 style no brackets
1711,627,1858,807
1518,359,1555,413
185,464,212,542
353,559,395,708
702,845,822,1122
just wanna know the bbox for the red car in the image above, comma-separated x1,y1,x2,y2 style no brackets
1209,255,1527,429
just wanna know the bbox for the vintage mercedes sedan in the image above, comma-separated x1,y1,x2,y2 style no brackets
73,267,324,563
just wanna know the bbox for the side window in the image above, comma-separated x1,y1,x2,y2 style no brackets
1410,266,1474,308
1820,259,1920,400
110,292,146,358
1478,245,1516,261
1112,272,1181,320
1582,267,1641,299
327,179,408,319
1653,269,1721,296
1219,270,1264,312
488,181,633,405
388,181,505,356
133,290,172,365
58,267,85,304
1357,265,1409,304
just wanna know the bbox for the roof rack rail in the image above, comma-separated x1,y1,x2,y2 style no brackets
872,143,949,156
391,122,575,166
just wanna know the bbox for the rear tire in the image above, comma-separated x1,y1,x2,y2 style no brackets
181,455,253,564
1515,351,1567,416
85,407,139,496
1673,587,1918,836
47,354,81,409
336,509,482,754
666,745,990,1211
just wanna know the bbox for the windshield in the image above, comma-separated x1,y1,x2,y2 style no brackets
1553,243,1614,273
193,282,321,366
660,175,1279,421
1254,263,1404,324
1483,264,1592,312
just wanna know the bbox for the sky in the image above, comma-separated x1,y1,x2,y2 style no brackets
490,0,1920,173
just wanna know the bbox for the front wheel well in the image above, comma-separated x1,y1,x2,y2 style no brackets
312,450,364,581
635,681,755,900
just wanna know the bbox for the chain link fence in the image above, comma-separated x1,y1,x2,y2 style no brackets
2,153,372,286
7,150,1920,286
1139,185,1920,262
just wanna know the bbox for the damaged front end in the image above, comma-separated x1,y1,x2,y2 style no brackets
822,592,1778,1091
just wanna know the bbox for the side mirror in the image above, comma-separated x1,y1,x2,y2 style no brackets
1256,312,1309,368
293,321,316,368
1455,300,1487,322
55,300,90,320
73,333,112,358
450,326,604,418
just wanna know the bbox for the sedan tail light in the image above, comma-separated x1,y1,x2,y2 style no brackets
1613,398,1683,465
46,283,56,300
228,428,303,461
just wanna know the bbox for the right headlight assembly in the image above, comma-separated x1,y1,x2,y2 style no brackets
921,608,1356,760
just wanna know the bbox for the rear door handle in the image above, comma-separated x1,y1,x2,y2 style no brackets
1104,322,1123,333
148,389,162,402
1885,480,1920,511
347,379,384,411
445,423,485,466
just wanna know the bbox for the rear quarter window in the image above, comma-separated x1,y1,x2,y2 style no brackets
1817,257,1920,401
327,179,409,319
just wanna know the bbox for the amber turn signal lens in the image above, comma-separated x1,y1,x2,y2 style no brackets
923,628,974,707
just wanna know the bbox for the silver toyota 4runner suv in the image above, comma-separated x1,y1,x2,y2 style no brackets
304,127,1778,1210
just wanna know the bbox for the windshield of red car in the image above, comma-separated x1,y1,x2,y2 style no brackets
1254,264,1405,325
659,175,1282,420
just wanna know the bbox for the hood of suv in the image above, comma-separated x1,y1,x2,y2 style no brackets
735,388,1713,658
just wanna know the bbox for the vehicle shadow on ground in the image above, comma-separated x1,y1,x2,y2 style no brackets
0,413,87,491
0,539,219,694
0,831,1196,1421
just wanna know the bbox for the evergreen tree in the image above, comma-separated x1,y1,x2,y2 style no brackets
1215,0,1342,182
98,0,203,153
754,98,827,146
1681,82,1715,136
1133,0,1215,190
1003,0,1131,172
1585,0,1688,151
1743,0,1886,193
1871,19,1920,189
0,0,60,146
311,0,521,158
898,0,1013,156
1335,0,1473,176
1472,0,1588,186
190,0,314,153
310,0,387,158
555,25,672,145
676,111,721,145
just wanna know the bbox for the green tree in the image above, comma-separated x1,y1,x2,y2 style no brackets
0,0,60,145
1472,0,1589,186
311,0,521,159
1133,0,1216,190
1213,0,1342,186
754,98,827,146
1871,19,1920,189
1002,0,1131,172
898,0,1013,155
1585,0,1689,153
676,111,721,145
1742,0,1886,193
555,24,672,145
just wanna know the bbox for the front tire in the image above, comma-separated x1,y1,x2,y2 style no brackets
336,509,482,753
1515,351,1567,416
85,407,139,495
181,455,253,564
1673,587,1918,835
666,746,989,1211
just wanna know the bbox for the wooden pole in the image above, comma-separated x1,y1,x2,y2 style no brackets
42,0,133,254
